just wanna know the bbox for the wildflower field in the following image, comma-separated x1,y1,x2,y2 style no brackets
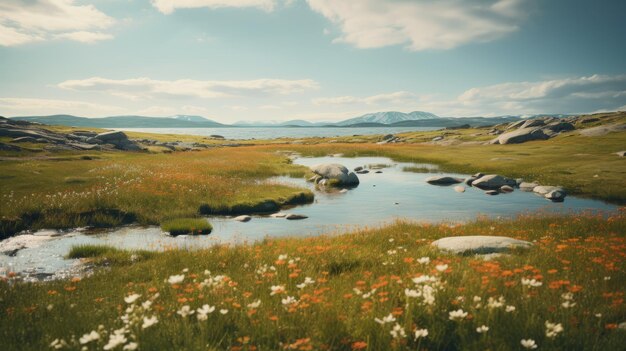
1,213,625,350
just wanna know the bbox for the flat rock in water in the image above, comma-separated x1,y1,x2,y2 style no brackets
285,214,308,220
545,190,567,202
454,186,466,193
519,182,539,191
270,212,287,218
485,190,499,195
234,215,252,222
426,176,463,185
431,236,533,255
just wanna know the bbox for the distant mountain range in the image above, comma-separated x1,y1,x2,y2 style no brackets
8,111,555,129
335,111,439,126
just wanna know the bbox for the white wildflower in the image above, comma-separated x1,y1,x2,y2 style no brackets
50,338,67,349
521,339,538,349
521,278,542,287
197,304,216,321
176,305,194,318
435,264,448,272
247,300,261,309
220,309,229,315
417,257,430,264
270,285,285,296
142,316,158,329
79,331,100,345
487,296,505,309
545,321,564,338
281,296,298,306
414,328,428,340
390,323,406,339
405,288,420,298
448,309,468,321
476,325,489,334
374,313,396,325
505,305,516,313
123,343,138,351
124,294,141,304
103,331,127,350
168,274,185,285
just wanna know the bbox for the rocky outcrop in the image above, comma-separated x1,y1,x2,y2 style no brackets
491,127,550,145
0,117,143,152
432,235,533,255
311,164,360,187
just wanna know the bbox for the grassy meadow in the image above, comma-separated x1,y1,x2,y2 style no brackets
0,148,313,238
1,114,625,350
1,213,625,350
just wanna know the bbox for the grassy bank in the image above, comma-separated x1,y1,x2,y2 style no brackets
0,148,313,238
1,213,625,350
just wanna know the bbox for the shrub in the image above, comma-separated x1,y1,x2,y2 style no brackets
160,218,212,236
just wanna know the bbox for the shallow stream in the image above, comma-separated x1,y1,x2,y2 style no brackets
0,156,617,280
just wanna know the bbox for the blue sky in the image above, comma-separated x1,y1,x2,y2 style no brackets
1,0,625,123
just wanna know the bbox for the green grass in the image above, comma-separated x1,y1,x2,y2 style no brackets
402,166,439,173
161,218,213,236
1,213,625,350
0,148,314,238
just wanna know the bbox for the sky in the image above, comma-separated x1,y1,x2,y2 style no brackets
0,0,625,123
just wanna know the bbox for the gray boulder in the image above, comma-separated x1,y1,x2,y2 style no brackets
472,175,517,190
485,190,499,195
311,163,360,187
95,131,128,142
492,127,550,145
426,176,463,185
545,190,567,202
432,235,533,255
580,123,626,137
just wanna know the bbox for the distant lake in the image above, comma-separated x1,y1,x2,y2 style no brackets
114,127,440,140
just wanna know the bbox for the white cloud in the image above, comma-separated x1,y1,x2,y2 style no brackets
0,97,122,117
151,0,278,14
453,74,626,115
54,31,113,43
310,74,626,117
58,77,320,99
313,91,417,106
0,0,115,46
306,0,528,51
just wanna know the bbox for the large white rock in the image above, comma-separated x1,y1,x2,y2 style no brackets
311,163,360,186
431,236,532,255
533,185,564,195
471,175,517,190
491,127,550,145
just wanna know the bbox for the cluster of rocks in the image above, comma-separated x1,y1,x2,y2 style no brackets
377,134,403,144
426,173,567,202
233,213,308,222
0,117,143,152
490,116,577,145
308,163,360,187
136,139,214,151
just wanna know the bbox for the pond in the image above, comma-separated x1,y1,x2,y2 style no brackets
0,156,618,280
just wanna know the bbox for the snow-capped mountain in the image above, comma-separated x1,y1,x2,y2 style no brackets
336,111,439,126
